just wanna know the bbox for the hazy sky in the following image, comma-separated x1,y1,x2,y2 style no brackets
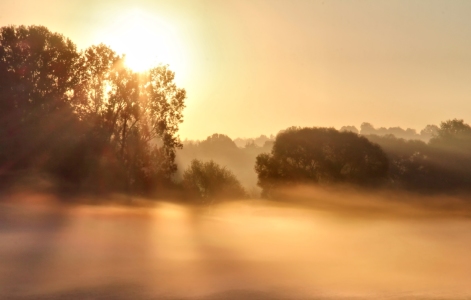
2,0,471,139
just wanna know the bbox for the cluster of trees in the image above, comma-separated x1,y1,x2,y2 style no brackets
340,123,439,141
181,121,471,200
254,120,471,196
176,133,273,189
0,25,251,203
233,134,274,148
0,25,185,194
365,119,471,192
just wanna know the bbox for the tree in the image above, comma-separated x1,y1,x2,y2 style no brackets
364,134,434,191
0,25,80,173
430,119,471,149
419,124,439,141
75,49,186,193
360,122,375,135
142,65,186,180
255,127,389,196
182,160,247,203
426,119,471,190
340,125,359,134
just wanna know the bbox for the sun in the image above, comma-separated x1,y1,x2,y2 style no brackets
98,10,184,73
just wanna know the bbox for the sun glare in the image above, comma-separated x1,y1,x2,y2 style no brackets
98,10,184,73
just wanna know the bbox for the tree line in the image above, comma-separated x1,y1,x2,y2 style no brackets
256,120,471,197
340,123,438,141
177,119,471,201
2,25,470,203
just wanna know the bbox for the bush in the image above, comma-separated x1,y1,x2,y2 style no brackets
182,160,247,203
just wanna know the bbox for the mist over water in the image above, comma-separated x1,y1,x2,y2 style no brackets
1,189,471,299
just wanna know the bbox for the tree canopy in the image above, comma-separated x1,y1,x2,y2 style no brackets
255,127,389,196
362,119,471,192
0,25,79,172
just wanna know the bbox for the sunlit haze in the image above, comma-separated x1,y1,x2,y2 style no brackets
2,190,471,299
3,2,471,298
2,0,471,139
96,9,184,72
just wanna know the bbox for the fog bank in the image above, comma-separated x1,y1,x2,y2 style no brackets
1,190,471,299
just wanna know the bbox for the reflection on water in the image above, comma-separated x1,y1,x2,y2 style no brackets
1,190,471,299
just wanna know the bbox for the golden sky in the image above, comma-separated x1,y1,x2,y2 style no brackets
2,0,471,139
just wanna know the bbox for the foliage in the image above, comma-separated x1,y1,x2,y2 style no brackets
364,134,435,191
0,25,186,195
359,122,437,142
339,125,359,134
255,127,389,196
182,160,247,203
176,134,273,190
364,119,471,192
0,25,80,172
429,119,471,149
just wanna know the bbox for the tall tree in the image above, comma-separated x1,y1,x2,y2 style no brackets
0,25,79,172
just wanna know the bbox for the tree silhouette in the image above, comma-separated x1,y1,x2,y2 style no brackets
419,124,439,141
255,127,389,196
340,125,359,134
0,25,80,173
75,50,186,193
364,134,434,191
430,119,471,148
182,159,247,203
427,119,471,190
363,119,471,192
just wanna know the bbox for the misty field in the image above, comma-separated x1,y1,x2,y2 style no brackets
1,189,471,300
